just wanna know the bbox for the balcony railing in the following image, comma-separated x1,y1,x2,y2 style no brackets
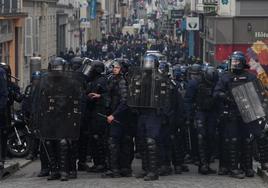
0,0,26,16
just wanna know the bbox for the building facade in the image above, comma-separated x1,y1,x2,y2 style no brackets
57,0,80,55
191,0,268,64
0,0,27,83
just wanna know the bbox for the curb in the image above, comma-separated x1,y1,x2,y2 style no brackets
0,159,33,180
0,163,19,180
257,167,268,182
19,160,33,169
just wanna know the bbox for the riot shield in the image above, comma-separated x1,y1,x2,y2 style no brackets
34,71,84,140
231,80,268,123
127,67,171,109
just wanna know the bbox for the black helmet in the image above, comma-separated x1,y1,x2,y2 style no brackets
188,63,202,80
48,57,69,71
188,63,202,74
70,57,83,71
203,66,217,83
0,62,11,76
91,61,105,74
87,60,104,80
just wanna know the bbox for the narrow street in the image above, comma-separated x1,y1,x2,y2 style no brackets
1,160,267,188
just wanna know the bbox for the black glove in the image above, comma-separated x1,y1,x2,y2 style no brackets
218,92,226,99
185,117,192,127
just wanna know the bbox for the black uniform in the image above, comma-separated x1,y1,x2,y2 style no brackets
0,67,8,171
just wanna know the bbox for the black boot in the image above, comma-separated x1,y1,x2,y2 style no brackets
59,139,69,181
95,135,106,172
144,138,159,181
38,169,50,177
102,137,120,178
218,138,229,175
87,135,99,172
158,165,172,176
241,138,254,177
38,145,49,177
229,138,245,179
197,135,209,175
171,133,185,174
69,141,78,179
78,132,88,171
46,141,60,181
26,138,39,160
258,134,268,172
135,138,149,178
120,136,134,177
0,129,7,174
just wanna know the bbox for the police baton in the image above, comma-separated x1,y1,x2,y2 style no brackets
97,113,121,124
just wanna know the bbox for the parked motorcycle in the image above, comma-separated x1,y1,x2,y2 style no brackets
7,111,31,158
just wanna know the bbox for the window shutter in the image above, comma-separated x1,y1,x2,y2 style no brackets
34,18,40,53
25,17,33,56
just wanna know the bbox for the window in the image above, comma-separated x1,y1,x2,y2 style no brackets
25,17,33,56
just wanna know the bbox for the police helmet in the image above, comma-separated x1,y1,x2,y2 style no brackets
48,57,69,71
142,55,157,69
31,71,42,81
203,66,217,82
158,61,169,74
188,63,202,80
91,61,105,74
188,63,202,74
70,57,83,71
230,51,247,71
81,58,93,77
0,62,11,76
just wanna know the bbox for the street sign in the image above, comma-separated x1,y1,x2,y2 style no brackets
80,18,90,28
80,0,88,8
186,17,199,31
170,9,184,19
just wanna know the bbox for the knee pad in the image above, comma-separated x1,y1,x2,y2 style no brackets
146,137,156,145
93,134,99,140
198,134,203,139
60,139,68,146
231,138,238,142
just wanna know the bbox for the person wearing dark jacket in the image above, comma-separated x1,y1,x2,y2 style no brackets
0,66,8,174
102,60,130,178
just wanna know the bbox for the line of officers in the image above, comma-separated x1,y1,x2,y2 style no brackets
1,50,268,182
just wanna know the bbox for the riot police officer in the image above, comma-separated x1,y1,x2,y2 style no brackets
102,60,130,178
157,61,186,175
23,71,42,161
85,61,108,173
131,55,173,181
185,65,218,174
0,63,23,175
213,51,256,178
0,65,8,174
45,57,72,181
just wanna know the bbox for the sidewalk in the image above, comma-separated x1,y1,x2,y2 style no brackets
1,158,32,180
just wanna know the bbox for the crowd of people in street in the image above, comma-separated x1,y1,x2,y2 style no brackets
1,33,268,183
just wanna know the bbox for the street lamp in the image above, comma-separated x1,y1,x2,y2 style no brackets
247,23,252,32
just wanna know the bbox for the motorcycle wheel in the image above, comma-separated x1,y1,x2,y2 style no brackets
7,130,30,158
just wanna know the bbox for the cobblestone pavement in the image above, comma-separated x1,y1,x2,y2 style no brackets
1,160,267,188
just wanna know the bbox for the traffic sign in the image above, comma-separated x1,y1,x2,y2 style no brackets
170,9,184,19
186,17,199,31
